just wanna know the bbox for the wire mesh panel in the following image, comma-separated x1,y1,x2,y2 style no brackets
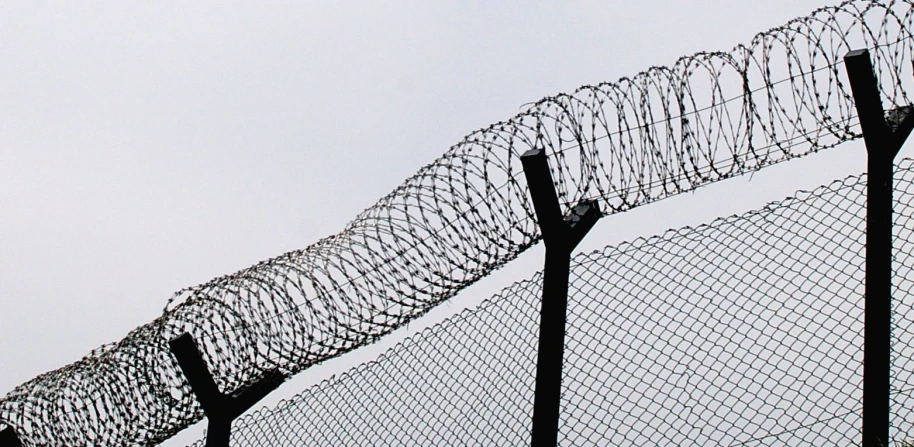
560,180,870,445
228,281,542,446
203,160,914,446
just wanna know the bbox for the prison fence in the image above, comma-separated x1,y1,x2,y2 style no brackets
188,159,914,446
3,1,914,445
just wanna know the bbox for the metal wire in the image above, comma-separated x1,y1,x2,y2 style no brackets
201,159,914,446
1,1,913,445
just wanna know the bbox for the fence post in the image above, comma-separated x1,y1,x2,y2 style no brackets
521,148,601,447
0,427,21,447
169,333,286,447
844,48,914,447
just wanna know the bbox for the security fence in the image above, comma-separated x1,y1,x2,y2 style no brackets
195,160,914,446
3,0,914,445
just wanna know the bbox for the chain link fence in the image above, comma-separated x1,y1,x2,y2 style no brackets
4,1,914,445
193,159,914,446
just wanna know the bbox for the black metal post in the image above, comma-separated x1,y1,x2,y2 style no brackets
844,48,914,447
169,333,285,447
521,148,601,447
0,427,21,447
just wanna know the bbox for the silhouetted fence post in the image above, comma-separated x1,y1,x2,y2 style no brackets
844,48,914,447
521,148,601,447
169,333,285,447
0,427,21,447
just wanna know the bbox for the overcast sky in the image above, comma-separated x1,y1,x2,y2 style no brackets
1,1,892,445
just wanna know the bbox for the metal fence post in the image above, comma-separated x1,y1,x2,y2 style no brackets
844,48,914,447
169,333,286,447
0,427,21,447
521,148,601,447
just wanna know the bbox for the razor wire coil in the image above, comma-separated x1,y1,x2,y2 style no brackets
2,1,914,445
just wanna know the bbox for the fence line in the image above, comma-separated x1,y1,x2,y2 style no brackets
2,1,914,445
197,159,914,446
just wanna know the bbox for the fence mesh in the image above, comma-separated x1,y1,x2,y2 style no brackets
199,159,914,446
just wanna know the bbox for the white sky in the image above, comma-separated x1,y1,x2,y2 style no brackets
1,1,896,445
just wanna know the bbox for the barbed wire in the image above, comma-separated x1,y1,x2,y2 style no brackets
1,1,912,445
194,159,914,446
